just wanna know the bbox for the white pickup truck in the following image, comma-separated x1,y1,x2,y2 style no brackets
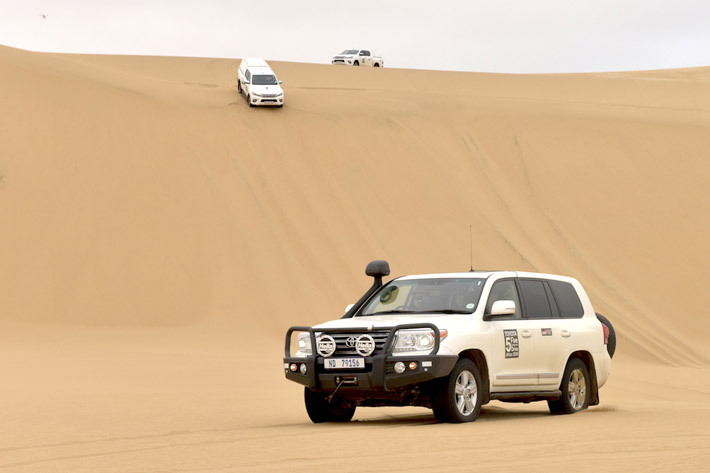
284,260,615,423
331,49,383,67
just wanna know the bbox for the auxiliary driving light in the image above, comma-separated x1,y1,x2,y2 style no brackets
299,363,307,375
289,363,298,372
409,362,418,371
394,362,405,374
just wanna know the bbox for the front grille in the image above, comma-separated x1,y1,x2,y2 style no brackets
325,331,391,356
261,93,279,98
334,59,344,63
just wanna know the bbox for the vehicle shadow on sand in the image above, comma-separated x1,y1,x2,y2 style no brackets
268,404,608,428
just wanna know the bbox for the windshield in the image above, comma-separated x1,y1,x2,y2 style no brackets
340,50,359,55
252,74,278,85
359,278,486,316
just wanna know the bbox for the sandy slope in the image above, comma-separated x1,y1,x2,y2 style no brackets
1,45,709,471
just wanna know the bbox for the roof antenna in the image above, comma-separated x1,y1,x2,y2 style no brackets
469,224,474,272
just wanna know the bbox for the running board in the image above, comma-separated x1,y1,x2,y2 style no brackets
490,390,562,403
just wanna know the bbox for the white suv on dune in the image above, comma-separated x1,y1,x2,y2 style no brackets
284,260,615,423
237,58,284,107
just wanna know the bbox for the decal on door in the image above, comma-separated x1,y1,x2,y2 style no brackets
541,328,552,336
503,329,519,358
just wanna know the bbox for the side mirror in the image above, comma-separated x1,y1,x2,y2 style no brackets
489,300,516,316
344,304,354,313
278,80,283,84
244,80,250,85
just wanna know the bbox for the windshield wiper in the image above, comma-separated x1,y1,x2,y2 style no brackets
365,310,418,315
363,309,471,316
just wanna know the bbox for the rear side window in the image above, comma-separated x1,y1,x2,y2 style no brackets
548,280,584,318
520,280,553,319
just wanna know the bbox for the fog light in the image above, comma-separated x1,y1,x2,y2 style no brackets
394,362,405,374
299,363,307,375
289,363,298,372
409,362,418,371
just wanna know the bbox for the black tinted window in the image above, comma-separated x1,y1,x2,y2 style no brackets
548,280,584,318
520,280,552,319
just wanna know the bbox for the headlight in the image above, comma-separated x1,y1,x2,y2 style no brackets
294,332,312,357
392,329,447,356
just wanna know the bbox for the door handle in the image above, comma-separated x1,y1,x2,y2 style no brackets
561,330,571,338
521,330,532,338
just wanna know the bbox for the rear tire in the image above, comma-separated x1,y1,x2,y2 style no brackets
431,359,483,423
596,313,616,358
304,388,356,423
548,358,590,414
237,80,242,93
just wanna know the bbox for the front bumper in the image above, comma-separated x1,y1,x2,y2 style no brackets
283,324,458,392
250,95,284,106
332,58,354,65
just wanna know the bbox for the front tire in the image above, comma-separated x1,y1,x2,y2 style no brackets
237,80,242,93
374,63,380,67
431,359,483,423
304,388,356,423
353,60,359,66
247,94,254,107
548,358,590,414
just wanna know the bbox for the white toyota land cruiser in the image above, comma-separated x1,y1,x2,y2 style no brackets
331,49,383,67
284,261,615,423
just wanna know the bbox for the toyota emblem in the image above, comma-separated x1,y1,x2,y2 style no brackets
355,334,376,357
345,336,358,348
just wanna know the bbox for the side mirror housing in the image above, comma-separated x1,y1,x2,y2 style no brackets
344,304,354,313
244,80,250,85
278,80,283,84
489,300,516,316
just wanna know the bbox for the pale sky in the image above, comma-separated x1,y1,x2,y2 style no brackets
2,0,709,73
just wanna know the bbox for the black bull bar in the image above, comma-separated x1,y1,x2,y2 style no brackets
284,323,457,391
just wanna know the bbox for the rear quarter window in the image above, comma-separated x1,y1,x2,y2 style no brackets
519,279,553,319
548,280,584,318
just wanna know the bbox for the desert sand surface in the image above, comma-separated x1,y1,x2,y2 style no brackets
1,44,709,472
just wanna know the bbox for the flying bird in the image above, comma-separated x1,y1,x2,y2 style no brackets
40,14,48,19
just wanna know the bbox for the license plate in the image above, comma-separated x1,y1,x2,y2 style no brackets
323,358,365,369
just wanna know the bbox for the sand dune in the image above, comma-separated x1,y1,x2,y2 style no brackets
1,45,709,471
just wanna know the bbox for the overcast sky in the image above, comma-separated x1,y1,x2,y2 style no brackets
2,0,710,73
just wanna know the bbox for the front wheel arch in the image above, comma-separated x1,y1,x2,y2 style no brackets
458,349,490,405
